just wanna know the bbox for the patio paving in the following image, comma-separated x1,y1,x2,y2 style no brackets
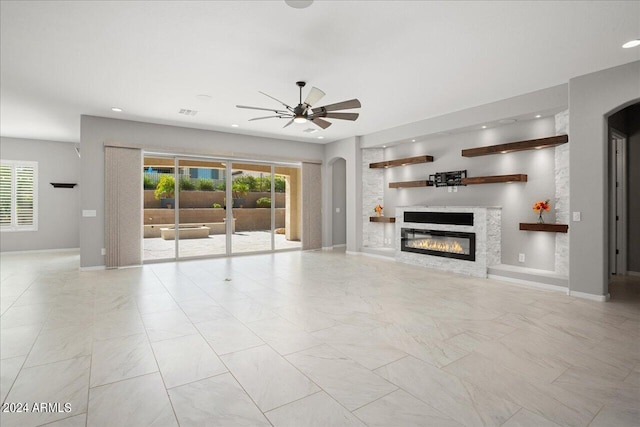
144,231,301,261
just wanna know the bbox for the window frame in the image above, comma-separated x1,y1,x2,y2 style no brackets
0,159,39,232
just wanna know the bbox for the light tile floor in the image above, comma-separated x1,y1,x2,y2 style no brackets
1,249,638,426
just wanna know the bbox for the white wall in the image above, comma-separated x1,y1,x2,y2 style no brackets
569,60,640,297
323,136,362,252
382,118,559,271
360,85,567,148
80,116,324,268
0,137,80,252
331,158,347,246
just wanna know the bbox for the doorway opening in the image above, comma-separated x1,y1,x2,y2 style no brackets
607,102,640,301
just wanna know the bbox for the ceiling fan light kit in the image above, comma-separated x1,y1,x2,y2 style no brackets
236,81,361,130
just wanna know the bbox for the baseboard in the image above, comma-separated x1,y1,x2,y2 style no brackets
1,247,80,255
117,264,143,270
332,244,346,248
488,274,568,294
567,290,610,302
627,270,640,277
79,265,106,271
345,250,360,256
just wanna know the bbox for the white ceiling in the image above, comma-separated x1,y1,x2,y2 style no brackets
1,1,639,145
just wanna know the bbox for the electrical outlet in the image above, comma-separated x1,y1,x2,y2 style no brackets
101,248,106,256
335,207,340,213
448,186,452,193
518,253,525,263
572,211,581,221
453,186,458,192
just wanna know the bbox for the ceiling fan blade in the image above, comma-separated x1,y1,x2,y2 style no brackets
283,119,294,128
315,98,361,112
236,105,289,114
248,115,286,121
324,112,359,121
258,91,294,111
311,117,332,129
304,87,325,107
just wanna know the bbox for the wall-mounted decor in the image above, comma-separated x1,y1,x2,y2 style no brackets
389,180,433,189
50,183,77,188
369,154,434,169
429,170,467,187
461,134,568,157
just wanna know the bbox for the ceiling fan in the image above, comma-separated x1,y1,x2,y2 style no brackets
236,81,361,129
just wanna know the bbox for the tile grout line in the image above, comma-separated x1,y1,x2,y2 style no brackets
146,265,189,427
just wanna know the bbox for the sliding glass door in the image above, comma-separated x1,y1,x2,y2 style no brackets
230,162,273,254
142,154,301,262
143,156,176,262
177,159,227,258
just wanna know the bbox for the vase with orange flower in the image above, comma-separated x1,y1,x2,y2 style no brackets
374,204,383,217
533,199,551,223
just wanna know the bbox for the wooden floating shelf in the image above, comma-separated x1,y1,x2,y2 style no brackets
370,216,396,223
370,155,434,169
462,174,527,185
461,134,568,157
389,180,434,189
519,223,568,233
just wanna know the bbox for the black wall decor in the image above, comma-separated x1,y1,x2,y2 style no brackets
429,170,467,187
50,183,77,188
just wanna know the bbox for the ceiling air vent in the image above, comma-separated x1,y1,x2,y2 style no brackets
303,128,318,133
178,109,198,116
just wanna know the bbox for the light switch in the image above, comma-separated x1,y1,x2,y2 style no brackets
335,208,340,213
572,212,581,222
82,210,97,217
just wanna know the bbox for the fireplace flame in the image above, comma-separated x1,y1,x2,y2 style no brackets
408,239,465,254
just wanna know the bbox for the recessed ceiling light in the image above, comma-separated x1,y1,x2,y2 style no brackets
501,151,508,154
317,136,324,139
111,107,123,112
535,114,542,118
622,39,640,48
411,139,416,142
231,124,239,127
196,94,212,100
481,125,487,129
382,145,387,148
499,119,517,124
285,0,313,9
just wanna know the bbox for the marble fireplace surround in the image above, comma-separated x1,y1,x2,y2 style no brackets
396,206,501,277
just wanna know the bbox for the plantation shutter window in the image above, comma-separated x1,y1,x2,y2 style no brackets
0,160,38,232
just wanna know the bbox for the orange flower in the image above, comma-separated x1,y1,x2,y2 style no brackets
374,204,383,213
533,199,551,212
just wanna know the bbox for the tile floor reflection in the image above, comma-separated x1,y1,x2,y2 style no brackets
0,249,638,426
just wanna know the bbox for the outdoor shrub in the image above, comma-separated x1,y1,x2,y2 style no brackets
232,181,250,198
143,175,158,190
212,203,222,208
197,179,215,191
179,178,196,191
233,175,257,191
274,176,286,192
154,175,175,200
256,197,271,208
216,182,226,191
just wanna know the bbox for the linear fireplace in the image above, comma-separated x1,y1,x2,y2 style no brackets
401,228,476,261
